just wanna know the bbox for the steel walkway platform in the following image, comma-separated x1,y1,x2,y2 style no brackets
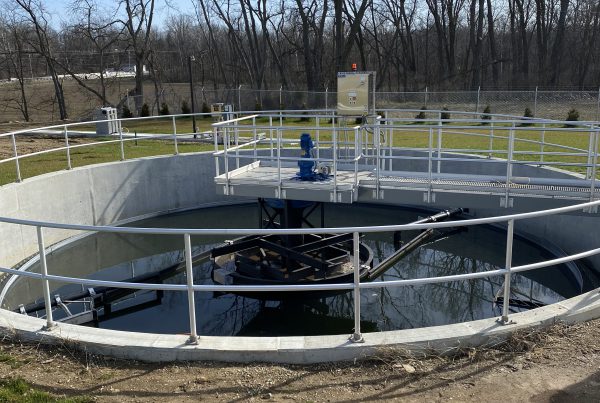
214,161,600,211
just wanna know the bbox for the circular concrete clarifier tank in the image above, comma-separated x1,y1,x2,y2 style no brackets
1,152,600,363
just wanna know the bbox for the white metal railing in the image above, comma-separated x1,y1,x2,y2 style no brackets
212,110,600,206
1,198,600,342
2,109,600,342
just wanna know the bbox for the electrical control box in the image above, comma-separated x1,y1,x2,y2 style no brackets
336,72,375,116
211,103,234,122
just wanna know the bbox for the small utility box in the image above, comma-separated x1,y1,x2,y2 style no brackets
337,72,375,116
211,103,234,122
94,107,119,136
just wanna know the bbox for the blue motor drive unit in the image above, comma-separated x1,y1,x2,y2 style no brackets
296,133,329,181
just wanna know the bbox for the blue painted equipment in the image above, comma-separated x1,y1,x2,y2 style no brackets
297,133,315,180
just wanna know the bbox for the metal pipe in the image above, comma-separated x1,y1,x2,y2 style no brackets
184,234,198,343
3,199,600,237
351,231,363,342
36,226,54,329
501,219,515,323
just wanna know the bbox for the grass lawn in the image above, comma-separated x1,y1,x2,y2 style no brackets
0,377,91,402
0,117,596,186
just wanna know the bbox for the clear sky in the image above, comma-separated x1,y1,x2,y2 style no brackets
43,0,194,29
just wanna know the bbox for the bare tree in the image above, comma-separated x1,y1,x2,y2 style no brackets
14,0,68,119
0,20,31,121
120,0,155,114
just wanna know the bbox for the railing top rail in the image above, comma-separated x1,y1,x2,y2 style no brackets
212,114,259,127
1,199,599,237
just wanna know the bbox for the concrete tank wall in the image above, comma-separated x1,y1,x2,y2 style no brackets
1,151,599,272
0,153,242,268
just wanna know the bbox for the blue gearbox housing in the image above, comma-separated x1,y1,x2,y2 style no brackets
297,133,315,180
296,133,329,181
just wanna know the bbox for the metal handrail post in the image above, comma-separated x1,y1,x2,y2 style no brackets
587,126,595,179
540,124,545,164
488,118,494,158
277,128,282,197
437,112,442,173
184,233,198,344
316,116,320,160
269,116,274,159
235,121,240,169
501,219,515,323
354,127,359,188
213,124,219,176
590,128,599,202
386,111,393,171
172,116,179,155
350,231,363,342
64,125,72,170
504,123,515,207
427,127,433,201
11,134,21,182
37,226,54,329
375,120,381,198
333,126,338,202
224,129,229,195
118,119,125,161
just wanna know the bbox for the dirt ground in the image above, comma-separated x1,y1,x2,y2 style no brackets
0,319,598,402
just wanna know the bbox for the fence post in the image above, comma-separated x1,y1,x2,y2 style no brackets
424,86,428,108
11,134,21,182
172,116,179,155
476,86,481,113
350,231,363,342
37,226,54,329
534,86,538,117
501,219,515,324
238,85,242,113
64,125,72,170
184,233,198,344
279,85,282,109
325,87,328,110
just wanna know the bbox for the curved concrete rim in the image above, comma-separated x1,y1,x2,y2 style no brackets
2,151,600,363
1,288,598,363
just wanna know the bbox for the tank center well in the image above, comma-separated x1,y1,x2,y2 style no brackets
3,203,597,337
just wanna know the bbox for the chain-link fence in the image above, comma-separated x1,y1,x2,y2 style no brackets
117,85,600,122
